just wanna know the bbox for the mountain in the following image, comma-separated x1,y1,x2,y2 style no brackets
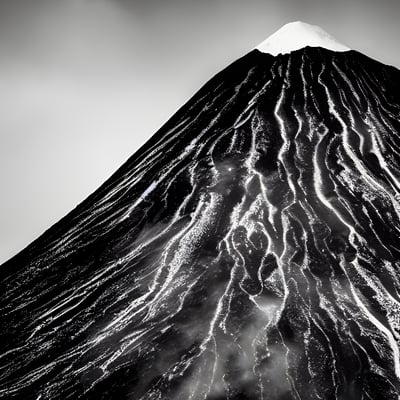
2,21,400,400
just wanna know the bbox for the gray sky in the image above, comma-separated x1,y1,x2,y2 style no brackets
1,0,399,263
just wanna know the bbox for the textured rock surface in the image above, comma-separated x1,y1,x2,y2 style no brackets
1,48,400,399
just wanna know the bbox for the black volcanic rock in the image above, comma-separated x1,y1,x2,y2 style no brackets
2,47,400,400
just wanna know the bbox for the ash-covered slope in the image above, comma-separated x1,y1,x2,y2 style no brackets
2,34,400,400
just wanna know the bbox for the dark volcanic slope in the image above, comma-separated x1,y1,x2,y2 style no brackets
2,48,400,400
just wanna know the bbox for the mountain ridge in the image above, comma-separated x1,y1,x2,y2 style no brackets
1,46,400,399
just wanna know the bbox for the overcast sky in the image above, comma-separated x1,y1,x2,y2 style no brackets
1,0,399,263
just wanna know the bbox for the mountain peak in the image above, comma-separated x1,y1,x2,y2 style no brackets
256,21,350,56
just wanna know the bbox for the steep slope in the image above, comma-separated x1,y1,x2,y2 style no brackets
1,40,400,399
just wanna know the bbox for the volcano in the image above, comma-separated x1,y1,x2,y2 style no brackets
2,21,400,400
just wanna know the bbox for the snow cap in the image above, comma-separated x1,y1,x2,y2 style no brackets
256,21,350,56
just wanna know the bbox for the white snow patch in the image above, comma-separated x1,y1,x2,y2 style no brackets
256,21,350,56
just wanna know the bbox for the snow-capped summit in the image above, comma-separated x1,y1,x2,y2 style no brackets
256,21,350,56
5,15,400,400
